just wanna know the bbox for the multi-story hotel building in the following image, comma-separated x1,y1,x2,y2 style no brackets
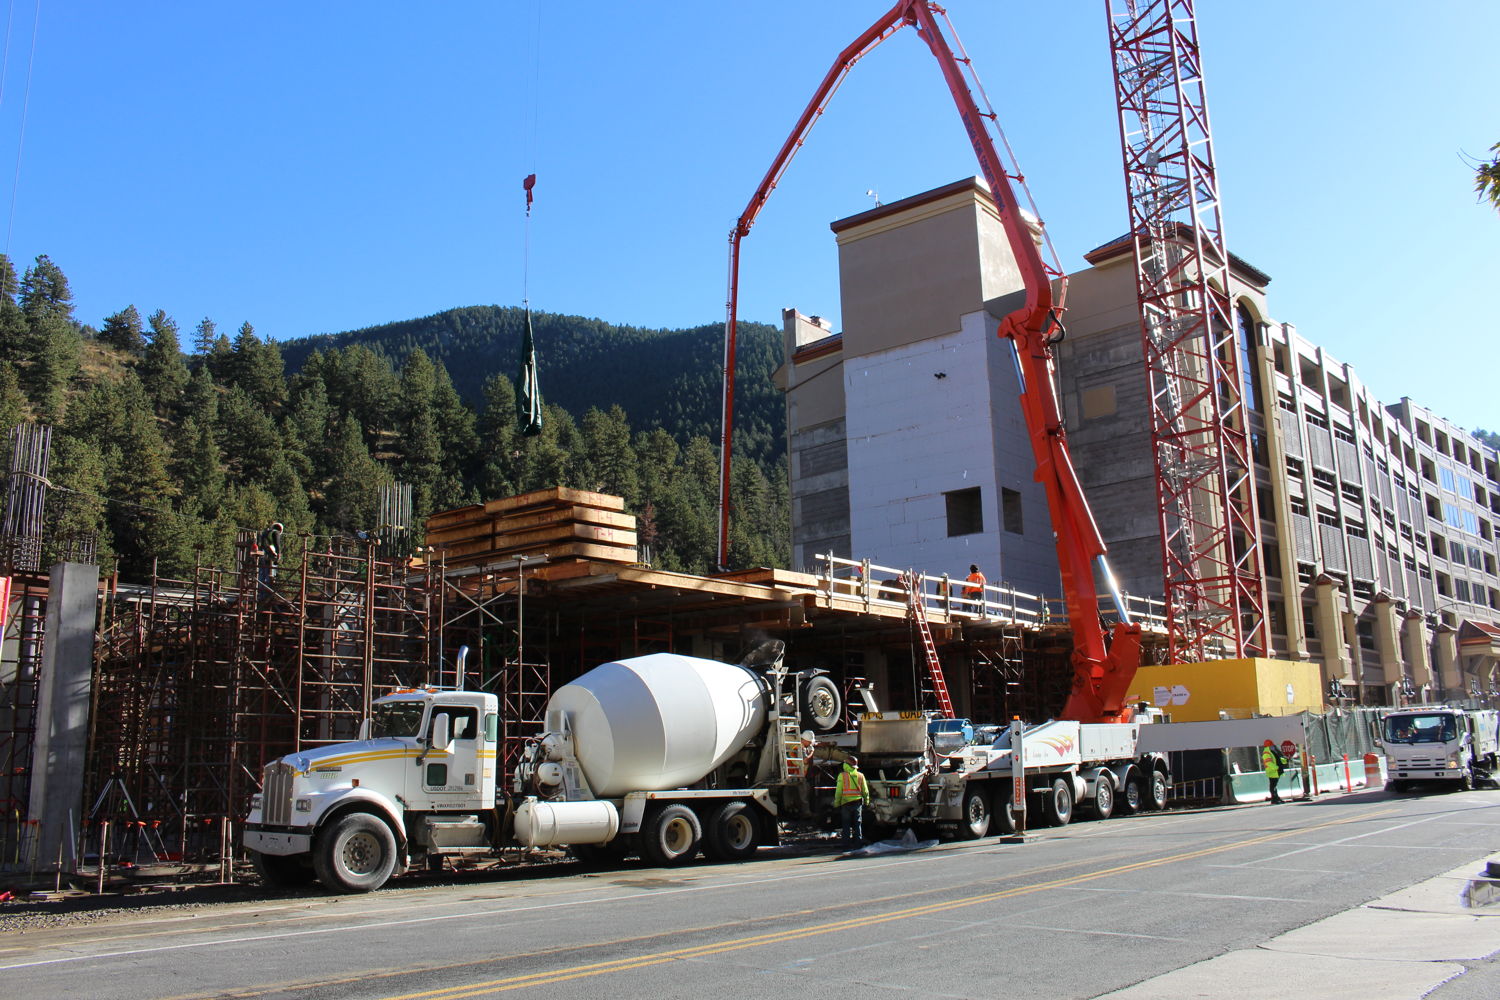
778,177,1500,707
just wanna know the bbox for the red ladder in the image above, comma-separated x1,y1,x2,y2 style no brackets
906,574,954,718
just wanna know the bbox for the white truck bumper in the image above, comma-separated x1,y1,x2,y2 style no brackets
244,828,312,856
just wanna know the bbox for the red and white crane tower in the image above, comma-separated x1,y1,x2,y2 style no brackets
1106,0,1268,663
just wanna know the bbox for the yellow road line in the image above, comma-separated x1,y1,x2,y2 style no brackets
373,808,1391,999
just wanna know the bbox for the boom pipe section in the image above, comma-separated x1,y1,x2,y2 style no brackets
716,2,1140,721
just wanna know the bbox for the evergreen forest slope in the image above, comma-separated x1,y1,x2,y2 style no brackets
0,253,791,581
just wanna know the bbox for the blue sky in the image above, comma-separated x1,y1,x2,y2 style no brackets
2,2,1496,431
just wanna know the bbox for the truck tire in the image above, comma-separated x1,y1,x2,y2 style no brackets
1145,768,1170,811
800,676,843,734
640,804,702,867
1044,777,1074,827
1089,774,1115,820
992,786,1017,835
313,812,398,893
1117,774,1143,815
703,801,760,861
250,849,315,888
959,785,992,839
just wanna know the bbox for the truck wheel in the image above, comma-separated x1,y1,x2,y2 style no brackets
959,786,991,839
992,787,1017,834
704,801,760,861
1117,774,1143,815
1090,775,1115,820
1044,777,1074,827
1145,768,1170,811
251,849,315,888
640,804,702,867
313,813,398,893
1458,770,1473,792
800,676,843,734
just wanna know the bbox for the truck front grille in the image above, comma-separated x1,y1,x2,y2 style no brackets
262,762,294,825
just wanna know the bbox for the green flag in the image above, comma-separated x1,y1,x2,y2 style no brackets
517,308,543,436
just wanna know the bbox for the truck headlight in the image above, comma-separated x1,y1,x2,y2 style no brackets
250,794,263,810
295,798,313,812
1447,757,1460,769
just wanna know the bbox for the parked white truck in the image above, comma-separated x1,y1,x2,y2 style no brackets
860,713,1171,838
243,642,847,892
1380,706,1499,793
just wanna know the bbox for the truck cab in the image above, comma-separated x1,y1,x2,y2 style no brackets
243,688,500,891
1381,707,1499,792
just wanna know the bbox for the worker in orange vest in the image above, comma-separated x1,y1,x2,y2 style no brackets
835,756,870,846
963,564,986,602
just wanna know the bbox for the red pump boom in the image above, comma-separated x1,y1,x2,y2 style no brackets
716,0,1142,722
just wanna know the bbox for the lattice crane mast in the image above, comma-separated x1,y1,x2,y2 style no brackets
716,0,1142,723
1106,0,1269,662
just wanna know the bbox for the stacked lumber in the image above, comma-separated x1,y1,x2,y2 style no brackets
425,487,638,569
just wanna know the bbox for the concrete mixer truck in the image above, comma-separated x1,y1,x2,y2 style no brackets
242,641,848,892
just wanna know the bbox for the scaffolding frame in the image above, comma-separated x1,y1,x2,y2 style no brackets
83,540,436,860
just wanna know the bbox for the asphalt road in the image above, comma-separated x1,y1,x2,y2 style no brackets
2,786,1497,999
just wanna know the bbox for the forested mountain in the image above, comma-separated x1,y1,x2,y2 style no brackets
0,253,791,580
280,306,786,470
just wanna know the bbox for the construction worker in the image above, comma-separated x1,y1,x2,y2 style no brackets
1261,739,1285,804
257,522,284,590
963,564,986,608
835,755,870,846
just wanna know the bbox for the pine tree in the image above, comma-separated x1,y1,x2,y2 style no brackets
216,385,282,484
395,350,443,517
476,372,519,501
0,256,23,366
99,306,147,354
287,371,333,483
45,435,113,569
0,363,26,431
229,322,286,411
431,358,478,503
18,254,72,321
192,316,217,356
17,256,80,419
323,413,383,533
176,417,226,514
103,378,186,577
140,310,190,414
578,405,639,505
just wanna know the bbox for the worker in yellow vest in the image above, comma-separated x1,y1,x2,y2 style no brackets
835,756,870,846
1261,740,1285,804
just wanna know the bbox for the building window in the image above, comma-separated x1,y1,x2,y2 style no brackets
945,487,984,537
1001,487,1024,535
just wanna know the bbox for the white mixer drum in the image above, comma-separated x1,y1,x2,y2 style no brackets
547,653,768,797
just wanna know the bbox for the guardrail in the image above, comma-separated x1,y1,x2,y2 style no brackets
812,553,1168,632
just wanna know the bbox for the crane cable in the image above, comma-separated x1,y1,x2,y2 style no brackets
516,1,544,436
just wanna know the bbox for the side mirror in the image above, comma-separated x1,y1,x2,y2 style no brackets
430,713,451,753
358,718,371,741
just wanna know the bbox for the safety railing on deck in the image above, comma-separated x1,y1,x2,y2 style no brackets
814,553,1168,632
